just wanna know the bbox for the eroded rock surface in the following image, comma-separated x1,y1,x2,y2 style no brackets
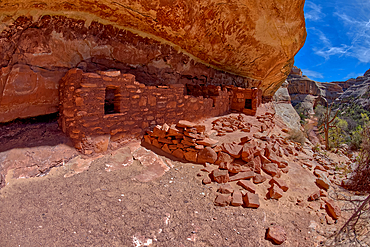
0,1,306,122
273,80,301,130
286,66,344,106
335,68,370,111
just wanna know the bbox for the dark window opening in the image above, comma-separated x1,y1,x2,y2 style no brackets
244,99,252,109
185,84,220,98
104,87,120,114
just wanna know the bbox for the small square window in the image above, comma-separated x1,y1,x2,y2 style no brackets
104,87,120,114
245,99,252,109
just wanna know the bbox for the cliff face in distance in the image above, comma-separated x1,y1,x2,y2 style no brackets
284,66,370,115
334,69,370,111
0,0,306,122
287,66,344,105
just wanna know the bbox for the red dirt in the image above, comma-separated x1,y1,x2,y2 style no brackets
0,105,356,246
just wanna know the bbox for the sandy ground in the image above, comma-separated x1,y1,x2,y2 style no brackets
0,152,319,247
0,107,361,247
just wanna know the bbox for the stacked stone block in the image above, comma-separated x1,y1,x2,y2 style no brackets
230,87,262,115
144,118,295,208
59,69,233,152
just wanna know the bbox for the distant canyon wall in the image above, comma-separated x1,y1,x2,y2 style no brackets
282,66,370,116
286,67,343,109
0,0,306,122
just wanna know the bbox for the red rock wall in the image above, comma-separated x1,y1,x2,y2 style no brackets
0,0,306,97
59,69,233,148
0,15,260,123
0,64,66,122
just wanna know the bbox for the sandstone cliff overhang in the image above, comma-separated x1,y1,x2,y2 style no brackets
0,0,306,122
0,0,306,90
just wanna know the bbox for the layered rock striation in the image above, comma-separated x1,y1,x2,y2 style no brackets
334,69,370,110
0,1,306,122
285,67,344,116
286,67,370,112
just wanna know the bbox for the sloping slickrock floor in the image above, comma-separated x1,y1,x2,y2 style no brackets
0,154,316,247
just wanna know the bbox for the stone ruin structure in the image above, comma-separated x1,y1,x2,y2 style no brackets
0,1,306,154
59,68,262,153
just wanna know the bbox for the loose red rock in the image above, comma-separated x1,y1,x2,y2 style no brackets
201,164,214,173
228,163,243,174
229,171,254,182
262,163,279,177
253,174,267,184
222,143,243,158
240,136,251,143
308,191,320,201
214,194,232,206
202,176,212,184
320,189,328,197
241,143,255,162
231,191,243,207
215,152,234,165
193,124,206,133
217,184,234,194
197,147,217,164
237,180,256,193
162,144,171,153
243,192,260,208
143,135,152,144
323,198,341,220
184,151,198,163
167,127,183,137
259,154,270,164
269,177,289,192
172,149,185,159
197,138,218,147
269,183,284,199
158,137,173,144
218,162,229,170
266,226,287,245
152,139,163,149
316,178,330,190
152,125,166,138
246,156,262,174
176,120,196,128
211,169,230,183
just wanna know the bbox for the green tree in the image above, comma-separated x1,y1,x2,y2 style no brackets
329,118,348,148
316,103,339,150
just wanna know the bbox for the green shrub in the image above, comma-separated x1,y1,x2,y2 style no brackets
349,125,363,150
316,103,370,150
348,125,370,192
287,129,306,145
328,117,348,148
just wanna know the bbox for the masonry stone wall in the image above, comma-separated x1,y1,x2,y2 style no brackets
230,87,262,115
59,68,239,149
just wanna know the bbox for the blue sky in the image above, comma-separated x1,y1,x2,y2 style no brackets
294,0,370,82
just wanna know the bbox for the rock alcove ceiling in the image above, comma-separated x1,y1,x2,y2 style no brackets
0,0,306,122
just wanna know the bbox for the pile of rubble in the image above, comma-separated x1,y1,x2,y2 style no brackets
212,114,252,136
143,120,218,163
256,112,276,132
210,112,276,136
143,118,300,209
140,112,350,245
